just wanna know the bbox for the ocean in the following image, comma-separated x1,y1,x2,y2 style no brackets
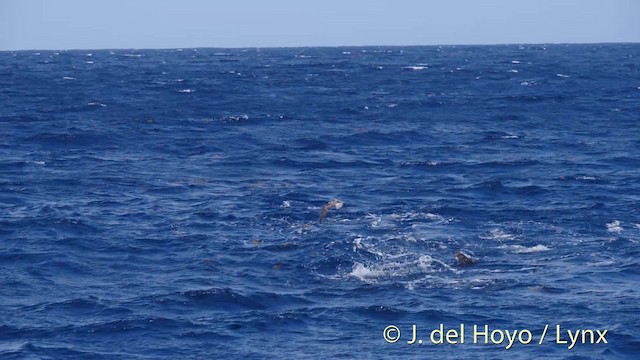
1,44,639,359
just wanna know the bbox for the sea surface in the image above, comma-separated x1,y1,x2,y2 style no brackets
1,44,639,359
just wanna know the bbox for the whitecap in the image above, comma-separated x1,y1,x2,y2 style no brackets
221,114,249,122
349,262,385,282
87,102,107,107
353,237,363,252
480,228,517,241
388,211,450,223
556,73,570,78
85,61,94,64
404,66,427,70
607,220,623,233
511,60,521,64
508,69,518,73
178,89,194,93
501,244,550,253
418,255,457,273
62,76,76,80
366,214,384,229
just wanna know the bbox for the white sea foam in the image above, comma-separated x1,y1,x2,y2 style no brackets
349,253,458,284
556,73,570,78
353,237,363,252
511,60,521,64
178,89,194,93
508,69,519,73
607,220,623,233
481,228,517,241
404,66,427,70
365,213,385,229
87,102,107,107
388,211,451,224
221,114,249,122
417,255,457,272
349,262,385,282
62,76,76,80
501,244,551,254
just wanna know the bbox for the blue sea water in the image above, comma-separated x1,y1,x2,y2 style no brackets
1,44,639,359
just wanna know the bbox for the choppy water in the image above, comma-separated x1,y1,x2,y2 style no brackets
1,44,639,359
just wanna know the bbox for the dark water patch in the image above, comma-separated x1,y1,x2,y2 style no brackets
177,288,266,310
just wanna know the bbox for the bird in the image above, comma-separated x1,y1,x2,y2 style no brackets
454,250,477,266
319,199,344,223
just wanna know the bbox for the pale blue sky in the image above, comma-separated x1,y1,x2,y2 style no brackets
1,0,638,50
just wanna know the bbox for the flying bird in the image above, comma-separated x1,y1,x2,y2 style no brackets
319,199,344,223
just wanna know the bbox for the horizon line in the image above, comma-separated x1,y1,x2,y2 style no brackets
2,41,639,53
